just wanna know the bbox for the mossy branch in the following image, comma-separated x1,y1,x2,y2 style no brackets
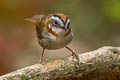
1,46,120,80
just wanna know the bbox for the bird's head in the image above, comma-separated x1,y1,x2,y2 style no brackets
25,13,71,37
48,13,70,31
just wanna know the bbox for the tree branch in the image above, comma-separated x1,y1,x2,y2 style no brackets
0,46,120,80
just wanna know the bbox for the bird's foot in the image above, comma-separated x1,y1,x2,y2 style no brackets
71,52,79,64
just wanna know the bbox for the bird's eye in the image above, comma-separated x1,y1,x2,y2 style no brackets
54,21,58,25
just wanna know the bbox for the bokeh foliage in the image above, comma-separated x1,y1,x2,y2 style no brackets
52,0,120,47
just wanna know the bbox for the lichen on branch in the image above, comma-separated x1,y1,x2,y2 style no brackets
0,46,120,80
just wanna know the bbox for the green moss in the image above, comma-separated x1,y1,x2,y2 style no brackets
21,75,29,80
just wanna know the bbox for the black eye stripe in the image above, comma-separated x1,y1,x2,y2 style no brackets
53,15,65,25
68,23,70,26
67,23,70,28
64,17,68,25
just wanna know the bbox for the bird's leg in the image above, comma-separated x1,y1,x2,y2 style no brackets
65,46,79,62
40,48,45,63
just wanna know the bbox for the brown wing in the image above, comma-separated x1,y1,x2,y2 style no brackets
31,15,46,40
25,15,46,40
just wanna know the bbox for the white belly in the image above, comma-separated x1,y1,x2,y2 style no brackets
39,32,73,50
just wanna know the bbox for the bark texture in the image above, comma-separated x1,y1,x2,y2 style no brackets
0,46,120,80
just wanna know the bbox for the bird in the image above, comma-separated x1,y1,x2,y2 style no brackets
25,13,79,63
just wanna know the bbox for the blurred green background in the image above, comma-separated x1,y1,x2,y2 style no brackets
0,0,120,75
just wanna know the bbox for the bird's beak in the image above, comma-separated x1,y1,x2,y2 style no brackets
64,27,67,31
61,26,67,31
